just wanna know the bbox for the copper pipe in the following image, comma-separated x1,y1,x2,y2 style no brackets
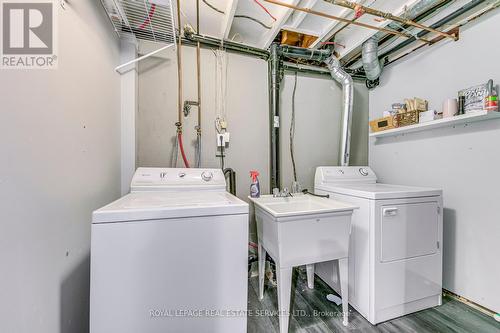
196,0,201,131
263,0,431,42
196,44,201,128
324,0,458,41
176,0,183,125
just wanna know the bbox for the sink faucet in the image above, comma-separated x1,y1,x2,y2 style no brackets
273,187,293,197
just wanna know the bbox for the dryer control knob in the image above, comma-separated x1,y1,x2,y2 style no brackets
359,168,369,176
201,171,213,182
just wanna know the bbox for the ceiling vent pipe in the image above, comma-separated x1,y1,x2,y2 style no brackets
362,36,383,89
324,56,353,167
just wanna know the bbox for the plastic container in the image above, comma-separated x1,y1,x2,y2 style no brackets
485,95,498,112
250,171,260,198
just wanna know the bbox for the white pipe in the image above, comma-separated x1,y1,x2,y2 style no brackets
115,44,174,73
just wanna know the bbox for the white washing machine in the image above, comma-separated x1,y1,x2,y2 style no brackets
314,166,443,325
90,168,249,333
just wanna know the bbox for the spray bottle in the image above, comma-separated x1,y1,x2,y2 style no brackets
485,79,498,112
250,171,261,198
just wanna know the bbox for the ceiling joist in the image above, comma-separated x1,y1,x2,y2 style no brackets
323,0,458,41
308,5,352,48
221,0,240,39
261,0,302,49
263,0,432,42
286,0,320,28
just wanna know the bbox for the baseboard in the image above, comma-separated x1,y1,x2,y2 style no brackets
443,289,496,317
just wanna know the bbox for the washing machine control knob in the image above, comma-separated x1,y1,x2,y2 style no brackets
359,168,369,176
201,171,213,182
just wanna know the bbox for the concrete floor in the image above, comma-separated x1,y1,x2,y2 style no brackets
247,267,500,333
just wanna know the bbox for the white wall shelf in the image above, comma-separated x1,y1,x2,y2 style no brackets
370,110,500,138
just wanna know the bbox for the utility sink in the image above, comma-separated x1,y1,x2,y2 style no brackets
250,194,358,333
250,194,356,219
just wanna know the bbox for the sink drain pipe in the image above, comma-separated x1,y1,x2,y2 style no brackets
269,44,281,190
268,45,333,189
268,45,355,189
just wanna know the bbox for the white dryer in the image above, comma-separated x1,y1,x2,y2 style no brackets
314,166,443,325
90,168,249,333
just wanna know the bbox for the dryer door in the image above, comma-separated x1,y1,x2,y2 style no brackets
374,198,442,323
380,201,439,262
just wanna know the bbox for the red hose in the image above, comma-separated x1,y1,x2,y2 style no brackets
178,132,190,168
139,4,156,29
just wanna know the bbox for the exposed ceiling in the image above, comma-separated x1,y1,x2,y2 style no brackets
169,0,499,68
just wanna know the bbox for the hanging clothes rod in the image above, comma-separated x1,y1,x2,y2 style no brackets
263,0,432,43
115,44,174,73
324,0,458,41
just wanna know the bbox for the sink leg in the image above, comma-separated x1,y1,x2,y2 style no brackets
338,258,349,326
306,264,315,289
258,241,267,300
277,267,292,333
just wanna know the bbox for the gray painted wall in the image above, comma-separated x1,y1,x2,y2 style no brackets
280,73,369,192
138,46,270,198
137,47,369,243
369,10,500,312
0,3,121,333
138,49,369,193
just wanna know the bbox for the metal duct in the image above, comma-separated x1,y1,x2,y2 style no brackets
348,0,445,71
380,0,487,60
362,36,383,81
325,56,353,166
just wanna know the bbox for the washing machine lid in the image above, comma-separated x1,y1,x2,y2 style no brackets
92,191,249,223
316,183,442,200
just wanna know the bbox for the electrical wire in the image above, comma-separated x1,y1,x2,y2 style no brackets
290,72,298,183
202,0,272,29
196,133,202,168
235,15,272,29
219,135,225,170
230,32,244,42
139,4,156,29
171,133,179,167
202,0,224,13
253,0,277,21
215,50,228,126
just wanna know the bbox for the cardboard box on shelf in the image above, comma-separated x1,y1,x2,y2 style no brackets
369,116,397,132
419,110,443,123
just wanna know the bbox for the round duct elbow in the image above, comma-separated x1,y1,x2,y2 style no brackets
362,36,383,82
